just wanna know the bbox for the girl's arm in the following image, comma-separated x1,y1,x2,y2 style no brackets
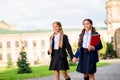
72,49,80,63
74,49,81,58
48,48,52,55
64,35,74,60
72,57,78,63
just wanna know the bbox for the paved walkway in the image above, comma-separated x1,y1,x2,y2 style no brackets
26,59,120,80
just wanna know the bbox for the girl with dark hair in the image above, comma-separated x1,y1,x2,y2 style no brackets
72,19,103,80
48,21,74,80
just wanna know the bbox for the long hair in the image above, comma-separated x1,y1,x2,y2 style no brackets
78,19,96,49
50,21,64,48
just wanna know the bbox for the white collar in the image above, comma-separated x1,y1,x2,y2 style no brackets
85,30,92,34
54,32,60,36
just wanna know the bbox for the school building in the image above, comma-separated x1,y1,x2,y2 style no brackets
0,21,107,67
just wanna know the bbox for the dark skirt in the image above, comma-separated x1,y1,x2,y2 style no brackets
76,48,96,74
49,50,69,70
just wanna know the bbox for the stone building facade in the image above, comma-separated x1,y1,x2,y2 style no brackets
0,32,50,66
0,28,107,67
106,0,120,57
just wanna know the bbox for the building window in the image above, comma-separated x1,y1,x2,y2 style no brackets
0,41,2,48
0,54,2,60
15,41,19,48
7,41,11,48
41,40,45,47
33,40,36,47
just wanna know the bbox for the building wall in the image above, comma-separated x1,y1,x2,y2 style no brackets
0,33,51,66
0,29,107,67
106,0,120,57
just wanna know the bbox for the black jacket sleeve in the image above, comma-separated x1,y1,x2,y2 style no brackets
64,35,74,60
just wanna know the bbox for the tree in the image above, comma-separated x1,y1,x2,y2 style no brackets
17,47,32,73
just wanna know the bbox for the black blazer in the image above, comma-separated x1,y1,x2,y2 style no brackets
48,34,74,60
74,32,103,63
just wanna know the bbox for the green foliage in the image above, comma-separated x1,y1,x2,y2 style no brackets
106,42,117,58
72,42,78,53
17,51,32,74
7,53,13,68
99,39,117,59
99,39,107,59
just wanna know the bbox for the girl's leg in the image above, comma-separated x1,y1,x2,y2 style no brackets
54,70,60,80
84,74,89,80
89,74,95,80
61,70,71,80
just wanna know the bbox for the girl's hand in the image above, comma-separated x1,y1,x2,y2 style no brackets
88,45,94,51
72,57,78,63
48,48,52,54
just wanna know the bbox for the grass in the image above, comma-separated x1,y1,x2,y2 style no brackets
0,62,110,80
97,61,110,67
0,65,53,80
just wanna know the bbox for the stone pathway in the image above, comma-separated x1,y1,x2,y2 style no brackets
26,59,120,80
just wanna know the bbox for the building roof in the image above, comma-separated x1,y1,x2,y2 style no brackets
0,28,52,34
0,27,107,34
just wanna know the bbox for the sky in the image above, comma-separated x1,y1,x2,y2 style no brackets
0,0,107,30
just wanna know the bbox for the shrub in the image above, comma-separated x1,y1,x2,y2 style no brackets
99,39,117,59
17,47,32,74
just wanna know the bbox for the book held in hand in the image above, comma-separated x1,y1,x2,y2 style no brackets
90,34,100,46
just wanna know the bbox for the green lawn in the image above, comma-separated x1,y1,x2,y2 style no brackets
0,62,110,80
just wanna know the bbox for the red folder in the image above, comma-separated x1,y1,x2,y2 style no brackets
90,34,100,46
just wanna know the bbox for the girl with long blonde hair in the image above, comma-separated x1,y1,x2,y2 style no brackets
48,21,74,80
